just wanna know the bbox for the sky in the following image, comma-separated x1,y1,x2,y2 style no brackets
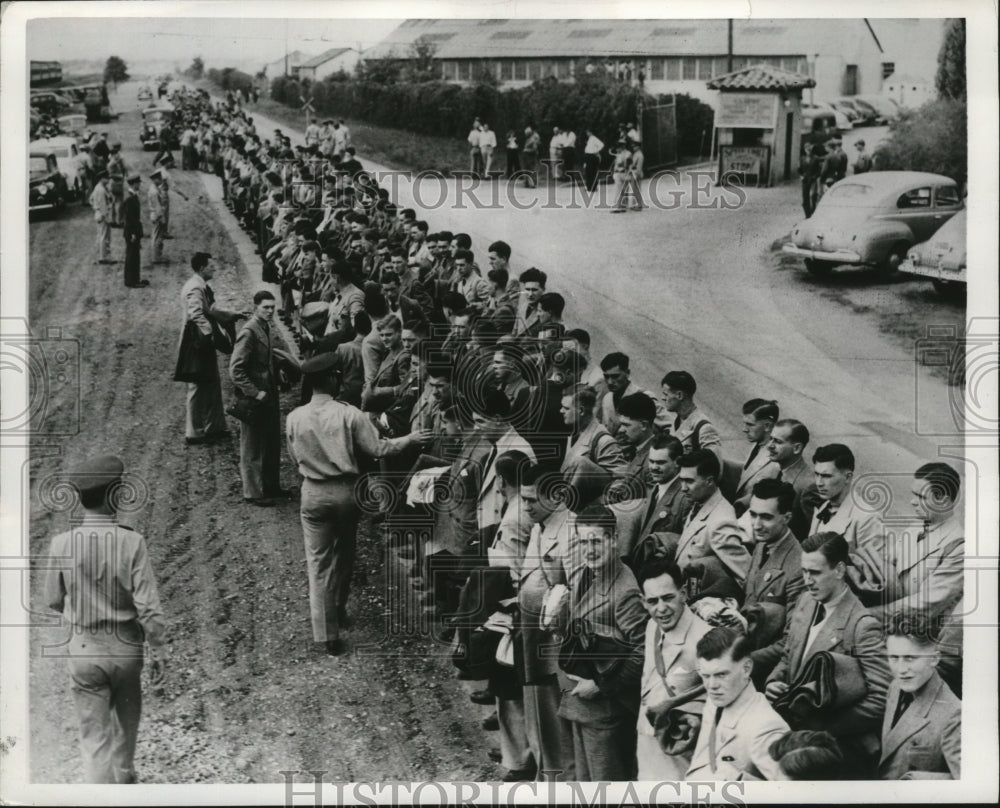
28,17,402,72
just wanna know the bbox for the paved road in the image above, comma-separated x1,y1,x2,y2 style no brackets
191,85,963,520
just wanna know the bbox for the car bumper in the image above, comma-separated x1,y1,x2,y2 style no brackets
30,201,57,211
900,259,966,283
782,244,863,264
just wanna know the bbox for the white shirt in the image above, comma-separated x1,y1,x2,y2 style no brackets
480,129,497,149
585,135,605,155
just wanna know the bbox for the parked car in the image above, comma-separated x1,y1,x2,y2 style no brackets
900,208,966,297
138,85,153,102
824,99,861,125
855,95,900,124
29,153,69,213
140,105,177,150
30,136,84,199
803,102,852,133
30,91,73,116
783,171,964,277
832,98,877,126
57,113,88,137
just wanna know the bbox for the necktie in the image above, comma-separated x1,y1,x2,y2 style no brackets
708,706,724,772
744,442,761,470
483,444,498,478
815,505,835,524
891,691,914,727
578,566,594,598
687,502,702,524
205,283,215,308
526,302,537,318
917,521,930,542
759,542,771,566
813,603,827,625
644,489,660,526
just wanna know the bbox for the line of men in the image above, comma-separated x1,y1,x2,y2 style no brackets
155,90,965,784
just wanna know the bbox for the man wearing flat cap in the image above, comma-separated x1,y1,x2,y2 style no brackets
45,455,167,783
89,170,115,265
176,252,245,445
286,353,433,655
122,174,148,288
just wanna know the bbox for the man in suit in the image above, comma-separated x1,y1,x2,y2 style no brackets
597,352,668,436
636,557,711,779
608,392,658,502
732,399,781,516
176,252,243,445
517,465,576,780
450,249,491,307
147,169,167,264
229,290,298,506
874,463,963,622
879,611,961,779
687,628,789,781
765,418,815,539
323,261,366,337
491,344,532,421
512,267,547,337
560,384,628,505
808,444,887,598
675,450,751,585
765,532,891,775
122,174,148,288
614,435,690,566
660,371,723,467
89,170,115,264
556,504,647,781
742,480,805,683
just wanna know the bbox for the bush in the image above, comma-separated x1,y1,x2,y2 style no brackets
873,98,967,191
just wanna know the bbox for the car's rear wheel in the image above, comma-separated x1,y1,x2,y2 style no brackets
804,258,835,276
878,242,909,279
932,279,965,299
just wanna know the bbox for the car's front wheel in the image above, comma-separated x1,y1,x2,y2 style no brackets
804,258,835,276
932,279,965,299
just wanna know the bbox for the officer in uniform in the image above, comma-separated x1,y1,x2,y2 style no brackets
122,173,148,288
286,353,432,654
44,455,167,783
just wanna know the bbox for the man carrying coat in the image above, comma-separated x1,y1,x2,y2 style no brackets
175,252,245,445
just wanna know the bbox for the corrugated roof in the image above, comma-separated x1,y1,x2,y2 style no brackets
707,64,816,90
366,18,879,60
298,48,353,68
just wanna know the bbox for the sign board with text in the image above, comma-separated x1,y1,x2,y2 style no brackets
716,92,778,128
719,145,772,188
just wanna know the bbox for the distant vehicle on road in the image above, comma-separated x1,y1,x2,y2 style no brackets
783,171,964,278
803,102,852,133
140,105,177,150
30,136,84,199
901,208,966,297
83,84,117,123
29,152,68,213
138,85,153,102
57,113,88,137
30,90,73,116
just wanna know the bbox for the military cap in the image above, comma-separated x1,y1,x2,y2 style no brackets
126,173,142,184
70,454,124,494
150,168,164,180
300,352,340,376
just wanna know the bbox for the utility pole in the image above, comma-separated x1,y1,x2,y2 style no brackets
727,19,733,73
284,20,289,77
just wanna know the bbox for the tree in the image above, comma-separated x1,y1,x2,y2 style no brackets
873,99,967,192
406,36,439,82
935,18,966,101
188,56,205,80
103,56,129,87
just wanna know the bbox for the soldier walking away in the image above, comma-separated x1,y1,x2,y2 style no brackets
122,174,149,288
44,455,168,783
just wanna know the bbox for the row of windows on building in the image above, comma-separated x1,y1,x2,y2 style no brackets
439,54,810,83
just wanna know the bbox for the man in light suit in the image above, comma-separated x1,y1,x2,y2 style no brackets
766,532,891,776
612,435,689,567
517,465,576,780
808,444,886,597
878,611,961,780
661,370,723,467
472,388,536,533
742,480,805,683
556,505,647,781
874,463,964,622
765,418,815,539
675,450,751,585
177,252,243,445
147,168,167,264
229,290,298,505
732,399,781,516
636,557,711,779
323,262,366,337
687,628,789,781
89,170,115,264
512,267,546,337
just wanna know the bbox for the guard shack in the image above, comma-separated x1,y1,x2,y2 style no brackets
707,65,815,188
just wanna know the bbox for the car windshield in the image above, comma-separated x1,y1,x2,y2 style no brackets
29,156,49,177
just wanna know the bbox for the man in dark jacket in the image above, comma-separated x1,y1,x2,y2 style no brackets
122,174,148,288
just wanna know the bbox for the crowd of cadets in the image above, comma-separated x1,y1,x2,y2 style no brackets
180,88,963,784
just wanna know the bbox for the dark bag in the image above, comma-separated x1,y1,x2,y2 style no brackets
773,650,867,722
558,616,633,681
211,318,237,355
225,393,267,425
173,320,214,383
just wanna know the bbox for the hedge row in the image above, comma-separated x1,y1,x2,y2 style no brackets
270,72,715,160
207,67,256,97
